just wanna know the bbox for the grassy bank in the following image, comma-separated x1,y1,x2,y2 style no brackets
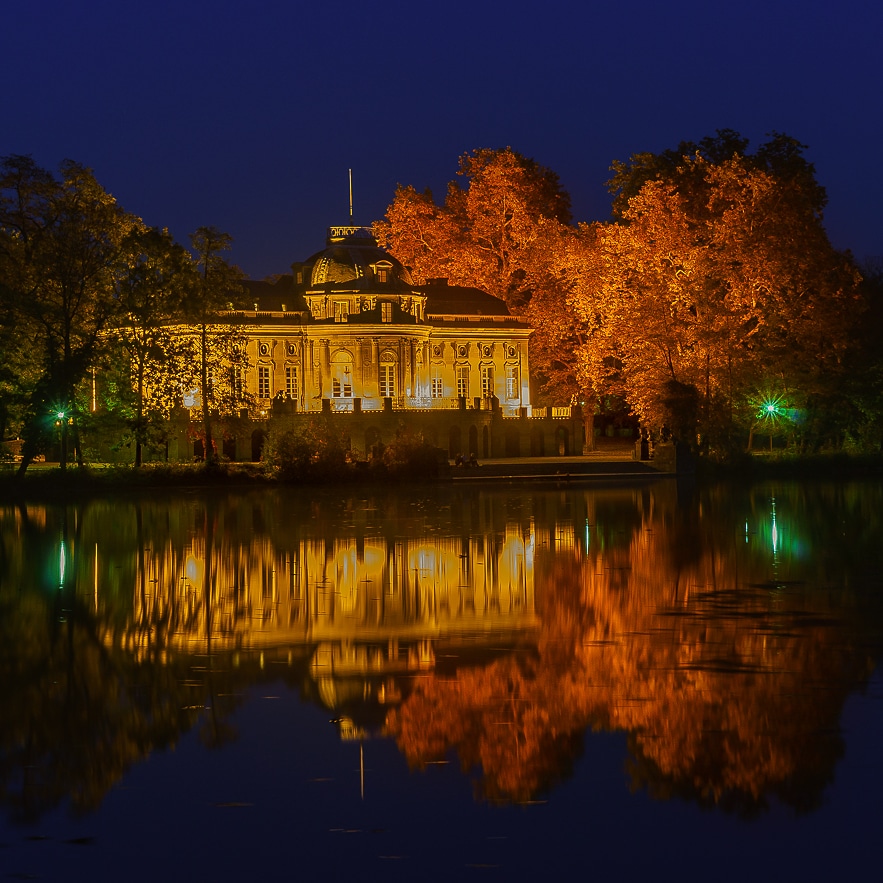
696,450,883,482
0,456,449,499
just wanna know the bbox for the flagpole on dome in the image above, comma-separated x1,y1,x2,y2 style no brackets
348,168,353,220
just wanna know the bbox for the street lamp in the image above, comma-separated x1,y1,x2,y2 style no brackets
53,406,70,467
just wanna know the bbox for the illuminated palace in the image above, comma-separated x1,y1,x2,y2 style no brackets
167,226,583,461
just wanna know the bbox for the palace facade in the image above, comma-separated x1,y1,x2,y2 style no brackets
238,225,533,415
165,225,584,462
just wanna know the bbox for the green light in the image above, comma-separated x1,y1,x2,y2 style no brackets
756,395,785,422
57,411,66,420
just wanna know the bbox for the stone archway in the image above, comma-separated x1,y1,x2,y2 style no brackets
251,429,267,462
505,426,520,457
468,425,479,456
449,425,462,458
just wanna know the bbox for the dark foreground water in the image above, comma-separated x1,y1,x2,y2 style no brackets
1,478,882,881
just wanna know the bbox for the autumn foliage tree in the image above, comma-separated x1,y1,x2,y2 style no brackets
375,147,571,307
376,138,867,452
568,137,862,455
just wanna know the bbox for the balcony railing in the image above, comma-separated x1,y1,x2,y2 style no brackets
292,398,573,418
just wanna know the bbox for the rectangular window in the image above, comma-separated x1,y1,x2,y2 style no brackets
285,365,298,399
431,373,443,398
258,366,271,399
334,301,349,322
376,268,389,283
481,365,494,397
456,366,469,398
380,364,395,398
506,365,519,399
381,302,392,323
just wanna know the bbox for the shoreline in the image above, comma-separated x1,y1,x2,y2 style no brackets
3,450,883,501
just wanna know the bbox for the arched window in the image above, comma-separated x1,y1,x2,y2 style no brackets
331,350,353,398
379,351,396,398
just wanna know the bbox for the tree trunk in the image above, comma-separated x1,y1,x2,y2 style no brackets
59,417,68,473
200,322,214,464
582,394,597,453
135,365,144,468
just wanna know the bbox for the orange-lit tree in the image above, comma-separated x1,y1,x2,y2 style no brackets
375,147,571,308
570,145,861,455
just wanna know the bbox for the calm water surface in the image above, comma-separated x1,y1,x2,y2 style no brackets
1,479,882,881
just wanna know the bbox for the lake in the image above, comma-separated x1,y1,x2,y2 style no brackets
1,478,882,881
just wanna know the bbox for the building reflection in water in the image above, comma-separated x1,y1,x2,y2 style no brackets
1,482,881,820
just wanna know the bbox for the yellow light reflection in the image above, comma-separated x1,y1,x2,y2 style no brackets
184,554,203,586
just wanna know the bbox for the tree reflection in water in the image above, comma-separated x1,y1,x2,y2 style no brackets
0,481,881,821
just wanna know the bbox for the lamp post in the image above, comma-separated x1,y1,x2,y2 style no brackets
54,409,69,469
764,402,777,452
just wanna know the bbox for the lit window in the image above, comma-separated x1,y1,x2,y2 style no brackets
376,267,389,283
431,374,443,398
258,366,271,399
506,365,519,399
381,302,392,323
332,369,352,397
457,366,469,398
334,301,349,322
380,363,395,398
481,365,494,397
286,365,298,399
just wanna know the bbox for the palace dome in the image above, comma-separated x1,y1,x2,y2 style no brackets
306,226,413,288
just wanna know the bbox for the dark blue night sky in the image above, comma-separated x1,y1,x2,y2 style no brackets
4,0,881,278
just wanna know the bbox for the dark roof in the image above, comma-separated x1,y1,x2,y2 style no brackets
421,280,512,317
243,276,307,312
